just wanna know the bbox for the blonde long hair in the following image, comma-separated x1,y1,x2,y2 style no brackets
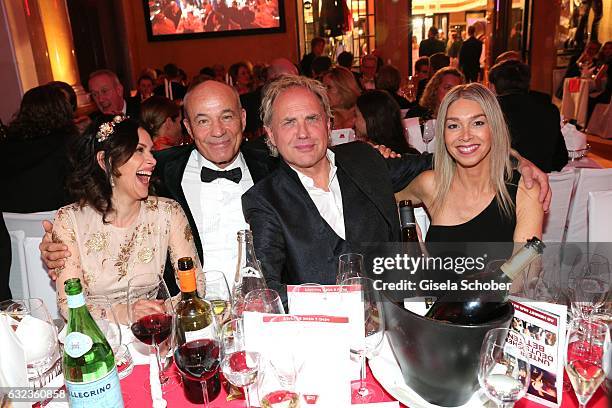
432,83,514,219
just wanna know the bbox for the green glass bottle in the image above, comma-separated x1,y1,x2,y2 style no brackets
62,278,124,407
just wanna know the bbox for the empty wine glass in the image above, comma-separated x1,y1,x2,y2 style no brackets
565,318,610,408
221,318,260,408
341,277,385,403
127,273,179,390
569,254,610,320
257,315,303,407
0,298,60,389
422,119,435,152
336,253,365,284
478,328,531,408
203,270,232,326
244,289,285,314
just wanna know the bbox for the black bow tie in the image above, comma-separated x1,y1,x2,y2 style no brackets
200,167,242,183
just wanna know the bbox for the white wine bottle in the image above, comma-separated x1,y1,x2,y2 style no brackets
63,278,124,407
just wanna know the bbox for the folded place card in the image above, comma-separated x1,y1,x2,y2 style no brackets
243,312,353,408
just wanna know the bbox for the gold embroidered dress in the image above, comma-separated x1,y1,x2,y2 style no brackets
53,196,201,318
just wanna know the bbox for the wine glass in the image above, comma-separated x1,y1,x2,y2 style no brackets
478,328,531,408
87,295,133,379
0,298,60,389
203,270,232,326
257,315,303,408
221,318,260,408
341,277,385,403
336,253,365,284
244,289,285,314
569,254,610,320
565,318,610,408
127,273,179,390
174,299,220,408
422,119,435,152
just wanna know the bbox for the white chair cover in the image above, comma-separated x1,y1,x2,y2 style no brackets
4,211,58,319
587,190,612,242
560,78,590,128
403,117,427,153
565,169,612,243
586,103,611,139
414,207,430,240
8,231,27,301
542,170,576,242
403,118,436,153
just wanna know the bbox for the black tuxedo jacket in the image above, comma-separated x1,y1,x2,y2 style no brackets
242,142,432,302
152,139,278,293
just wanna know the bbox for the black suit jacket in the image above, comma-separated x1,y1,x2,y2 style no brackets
459,37,482,79
498,92,568,172
242,142,432,302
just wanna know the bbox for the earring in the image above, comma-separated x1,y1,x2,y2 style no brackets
110,175,115,187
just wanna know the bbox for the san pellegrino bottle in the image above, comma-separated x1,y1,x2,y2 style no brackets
63,278,124,407
399,200,419,242
232,230,267,316
425,237,545,325
175,257,221,403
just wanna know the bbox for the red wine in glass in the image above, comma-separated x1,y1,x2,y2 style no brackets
130,313,173,345
174,339,221,408
175,339,220,381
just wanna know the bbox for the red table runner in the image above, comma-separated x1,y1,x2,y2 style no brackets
119,363,609,407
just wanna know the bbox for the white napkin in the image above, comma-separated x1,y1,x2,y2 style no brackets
0,314,29,408
149,352,167,408
15,315,57,366
561,123,587,151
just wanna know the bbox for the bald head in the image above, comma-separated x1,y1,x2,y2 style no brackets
183,80,246,167
267,58,298,81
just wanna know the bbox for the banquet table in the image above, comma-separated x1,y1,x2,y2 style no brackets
561,77,593,128
110,361,609,408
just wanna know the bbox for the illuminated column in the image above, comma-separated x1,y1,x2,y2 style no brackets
37,0,79,85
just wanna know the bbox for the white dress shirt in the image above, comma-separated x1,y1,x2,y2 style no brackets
289,150,346,240
182,150,254,285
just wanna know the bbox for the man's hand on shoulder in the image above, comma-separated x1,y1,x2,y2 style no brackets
369,143,401,159
512,150,551,212
40,220,71,280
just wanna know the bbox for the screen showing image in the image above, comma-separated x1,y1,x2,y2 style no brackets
146,0,282,39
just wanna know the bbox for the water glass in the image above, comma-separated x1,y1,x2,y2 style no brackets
478,328,531,408
244,289,285,314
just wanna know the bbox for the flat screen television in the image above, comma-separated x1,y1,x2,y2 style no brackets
144,0,285,41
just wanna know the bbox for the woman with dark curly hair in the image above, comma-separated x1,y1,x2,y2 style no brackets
52,115,203,321
0,84,77,213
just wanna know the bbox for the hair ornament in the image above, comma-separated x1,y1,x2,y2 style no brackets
96,115,126,142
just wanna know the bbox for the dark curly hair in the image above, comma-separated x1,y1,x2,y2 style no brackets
67,116,141,223
7,85,76,141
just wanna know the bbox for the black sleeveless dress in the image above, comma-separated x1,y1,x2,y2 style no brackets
426,171,520,242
